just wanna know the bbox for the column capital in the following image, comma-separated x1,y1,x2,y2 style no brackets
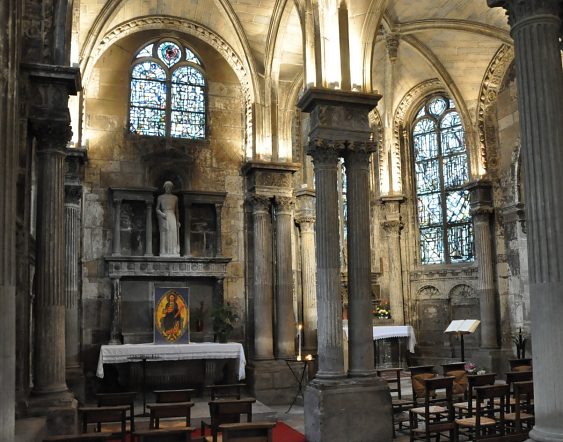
382,219,403,233
274,196,294,213
488,0,562,27
248,194,271,212
31,120,73,153
384,33,400,61
306,140,342,164
466,180,494,217
64,184,82,205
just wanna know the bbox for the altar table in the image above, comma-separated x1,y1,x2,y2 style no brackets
96,342,247,380
342,324,417,353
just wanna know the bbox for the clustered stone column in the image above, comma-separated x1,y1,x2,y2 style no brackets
274,196,296,359
343,146,377,376
467,181,499,349
32,121,72,396
487,1,563,441
250,195,274,359
382,197,405,325
0,0,19,435
307,145,346,378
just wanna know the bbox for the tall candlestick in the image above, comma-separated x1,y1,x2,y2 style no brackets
298,324,303,359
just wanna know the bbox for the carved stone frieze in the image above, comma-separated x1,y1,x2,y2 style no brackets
477,44,515,173
257,172,293,189
106,256,231,279
488,0,562,26
410,266,478,281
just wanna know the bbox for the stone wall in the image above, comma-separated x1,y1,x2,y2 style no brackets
80,30,246,384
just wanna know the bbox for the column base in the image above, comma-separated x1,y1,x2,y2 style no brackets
529,426,563,442
28,390,77,436
66,365,86,404
304,376,392,442
247,359,305,405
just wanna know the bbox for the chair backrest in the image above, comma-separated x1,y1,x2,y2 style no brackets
513,381,534,416
79,406,128,440
154,389,195,403
134,427,195,442
466,373,497,416
220,422,276,442
376,368,403,400
148,402,194,429
44,434,113,442
441,362,466,375
474,384,510,430
206,383,246,400
409,366,436,403
506,371,533,388
209,398,256,427
96,392,136,431
509,358,532,372
422,376,454,414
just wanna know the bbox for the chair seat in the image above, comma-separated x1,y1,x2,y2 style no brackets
411,405,446,414
393,398,414,406
455,416,496,427
504,412,534,421
453,400,477,410
412,422,455,433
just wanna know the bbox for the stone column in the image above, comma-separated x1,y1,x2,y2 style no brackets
109,278,122,345
32,121,72,396
381,197,405,325
0,0,19,436
273,196,296,359
183,202,191,257
307,145,345,379
250,195,274,359
487,2,563,440
467,181,498,349
215,203,223,256
112,199,122,255
296,190,317,353
343,146,377,377
145,201,153,256
64,183,82,368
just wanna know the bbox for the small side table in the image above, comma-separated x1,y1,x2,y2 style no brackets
285,358,313,413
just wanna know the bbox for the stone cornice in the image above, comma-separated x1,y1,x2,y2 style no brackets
105,256,232,279
297,87,381,113
22,63,81,95
488,0,562,27
242,160,300,175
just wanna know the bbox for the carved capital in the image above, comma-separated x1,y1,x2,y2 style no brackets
31,120,73,152
65,184,82,205
488,0,562,27
470,206,494,220
382,219,404,234
248,194,271,213
274,196,294,213
385,33,399,61
306,139,342,166
295,215,316,227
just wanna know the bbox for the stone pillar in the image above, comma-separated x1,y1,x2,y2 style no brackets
343,147,377,377
381,197,405,325
467,181,498,349
184,202,191,257
112,199,122,256
145,201,153,256
273,196,296,359
296,190,317,353
307,145,345,379
488,1,563,440
64,183,82,368
32,121,72,396
215,203,223,256
250,195,274,359
109,278,122,345
0,0,19,436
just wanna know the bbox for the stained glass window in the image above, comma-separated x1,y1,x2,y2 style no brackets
129,39,206,139
412,95,473,264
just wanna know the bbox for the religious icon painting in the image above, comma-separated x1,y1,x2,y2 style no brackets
154,287,190,344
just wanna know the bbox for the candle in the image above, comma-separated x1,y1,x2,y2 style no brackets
305,354,313,361
298,324,303,360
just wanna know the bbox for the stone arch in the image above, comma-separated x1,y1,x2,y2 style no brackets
416,285,451,349
417,285,441,299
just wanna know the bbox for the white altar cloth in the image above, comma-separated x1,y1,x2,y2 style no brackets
96,342,246,380
342,324,417,353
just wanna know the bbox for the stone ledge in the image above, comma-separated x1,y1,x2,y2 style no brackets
105,256,232,278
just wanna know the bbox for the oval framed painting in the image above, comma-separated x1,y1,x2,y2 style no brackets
154,287,190,343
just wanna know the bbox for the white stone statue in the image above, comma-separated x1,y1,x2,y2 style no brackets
156,181,180,256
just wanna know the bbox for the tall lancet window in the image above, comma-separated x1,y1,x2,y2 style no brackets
129,39,206,139
412,95,474,264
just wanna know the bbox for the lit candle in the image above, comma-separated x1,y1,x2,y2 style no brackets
305,354,313,361
298,324,303,360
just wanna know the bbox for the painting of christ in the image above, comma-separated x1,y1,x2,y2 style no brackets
154,287,190,344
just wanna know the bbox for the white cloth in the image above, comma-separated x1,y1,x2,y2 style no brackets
342,324,417,353
96,342,246,380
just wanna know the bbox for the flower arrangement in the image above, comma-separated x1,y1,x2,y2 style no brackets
373,303,391,319
212,302,239,343
464,362,486,375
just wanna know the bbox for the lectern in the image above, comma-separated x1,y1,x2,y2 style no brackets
444,319,480,362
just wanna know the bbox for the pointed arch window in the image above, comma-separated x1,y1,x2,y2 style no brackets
412,95,474,264
129,39,206,139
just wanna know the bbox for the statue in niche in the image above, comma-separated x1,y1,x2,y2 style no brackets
156,181,180,256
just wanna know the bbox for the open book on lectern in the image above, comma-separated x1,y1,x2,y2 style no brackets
444,319,481,334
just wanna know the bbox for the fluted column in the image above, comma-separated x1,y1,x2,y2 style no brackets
184,202,191,257
308,145,345,379
215,203,223,256
109,278,122,345
32,121,72,395
145,202,153,256
274,196,295,359
467,181,498,349
382,197,405,325
112,199,122,255
250,195,274,359
64,183,82,368
487,1,563,440
296,190,317,353
0,0,19,435
343,146,377,377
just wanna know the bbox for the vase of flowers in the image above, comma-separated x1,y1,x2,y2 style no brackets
212,302,239,343
373,303,393,325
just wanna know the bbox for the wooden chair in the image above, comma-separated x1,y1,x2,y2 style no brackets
502,371,533,411
154,389,196,403
79,406,128,442
147,402,194,429
378,368,413,437
96,392,136,432
206,383,246,400
219,422,276,442
442,362,469,400
409,365,437,406
134,427,196,442
454,373,497,418
44,434,113,442
201,398,256,442
509,359,532,372
455,384,509,441
504,381,534,433
409,376,455,442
